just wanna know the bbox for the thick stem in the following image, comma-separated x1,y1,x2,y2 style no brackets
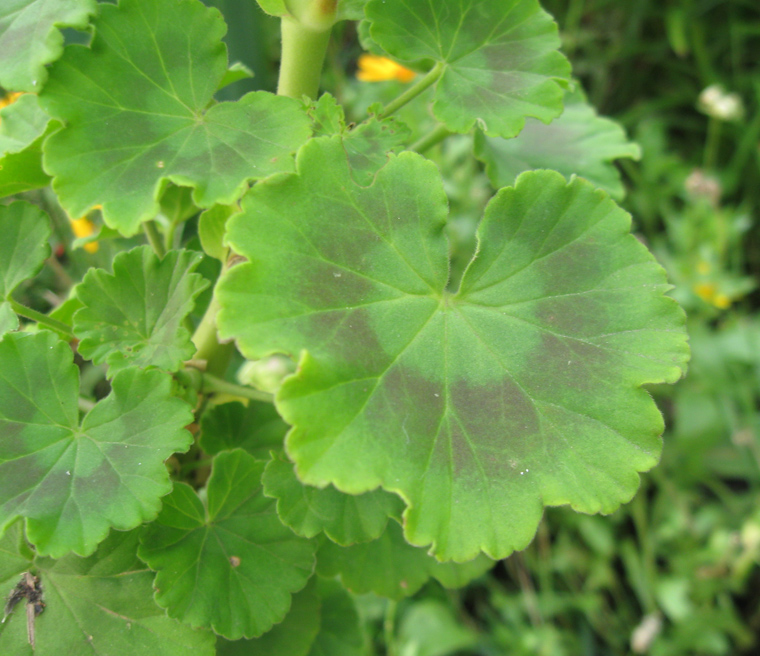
202,372,274,404
410,124,453,154
143,220,166,258
377,62,445,119
277,17,331,99
8,299,74,338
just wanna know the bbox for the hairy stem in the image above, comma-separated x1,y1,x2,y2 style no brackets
8,299,74,338
410,124,453,154
277,17,332,99
143,220,166,258
201,372,274,403
378,62,445,119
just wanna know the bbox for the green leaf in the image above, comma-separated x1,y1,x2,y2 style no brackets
316,520,492,599
0,93,49,156
218,62,255,92
217,137,689,561
39,0,312,236
0,331,193,557
199,204,239,261
0,200,50,299
366,0,571,137
0,522,215,655
0,0,97,92
474,88,642,200
0,302,18,336
397,600,479,656
263,452,404,545
217,578,321,656
73,246,208,376
307,579,364,656
255,0,288,16
199,401,288,458
138,449,316,639
260,0,367,23
0,123,54,198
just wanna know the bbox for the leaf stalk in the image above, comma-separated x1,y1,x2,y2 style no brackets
277,17,332,99
8,299,74,339
377,62,445,119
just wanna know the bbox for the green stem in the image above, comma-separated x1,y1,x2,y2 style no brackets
201,372,274,403
8,299,74,338
383,600,397,656
410,124,453,154
277,17,332,99
378,62,445,119
703,116,722,170
144,220,166,258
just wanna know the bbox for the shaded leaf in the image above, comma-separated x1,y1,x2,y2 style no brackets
0,200,50,299
0,0,97,92
39,0,312,235
199,204,239,261
138,449,316,639
217,137,689,561
263,452,404,545
0,331,193,557
199,401,288,458
397,600,478,656
308,578,364,656
474,88,641,200
0,93,49,156
73,246,208,376
216,578,321,656
316,520,492,599
366,0,571,137
0,522,215,655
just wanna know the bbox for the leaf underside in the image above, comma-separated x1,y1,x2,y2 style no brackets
0,200,51,299
217,136,689,561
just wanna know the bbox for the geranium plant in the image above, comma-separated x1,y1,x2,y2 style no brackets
0,0,689,653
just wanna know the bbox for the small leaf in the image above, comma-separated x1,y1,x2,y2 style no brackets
365,0,571,137
317,520,492,599
0,331,193,557
40,0,312,235
307,579,364,656
199,401,288,458
263,452,404,545
397,600,479,656
138,449,316,639
218,62,255,92
73,246,209,376
0,302,18,336
0,0,97,92
474,88,641,200
217,578,321,656
217,137,689,561
0,200,50,299
199,204,239,261
0,93,49,156
0,122,54,199
0,522,215,655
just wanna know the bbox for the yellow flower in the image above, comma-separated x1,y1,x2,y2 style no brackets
69,212,100,254
693,282,731,309
356,55,416,83
0,91,23,111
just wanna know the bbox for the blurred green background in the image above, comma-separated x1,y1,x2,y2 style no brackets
204,1,760,654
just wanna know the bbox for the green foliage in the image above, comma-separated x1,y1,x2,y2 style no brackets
3,0,735,653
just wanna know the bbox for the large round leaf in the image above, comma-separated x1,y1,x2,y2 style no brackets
0,0,97,92
0,522,215,656
365,0,571,137
39,0,312,235
73,246,209,376
138,449,316,639
0,331,193,557
217,137,689,561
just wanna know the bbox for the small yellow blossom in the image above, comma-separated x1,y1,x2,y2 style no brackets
69,211,100,254
0,91,23,111
356,55,416,83
693,281,731,309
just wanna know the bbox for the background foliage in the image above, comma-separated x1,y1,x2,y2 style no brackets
1,0,759,654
